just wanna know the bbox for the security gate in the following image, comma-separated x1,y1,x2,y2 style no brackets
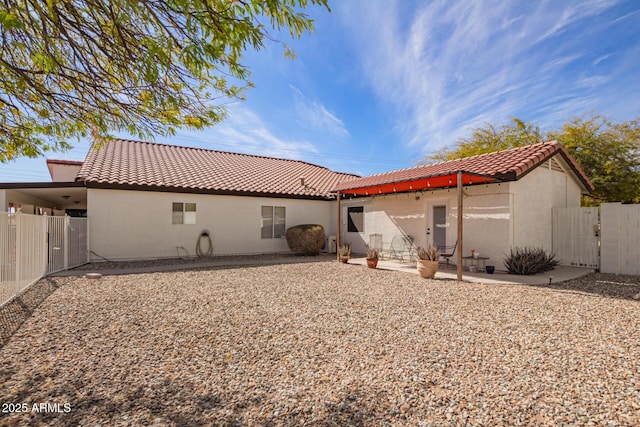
46,216,89,274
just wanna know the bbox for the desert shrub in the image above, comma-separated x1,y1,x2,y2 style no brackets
285,224,325,255
504,247,558,275
366,247,378,260
416,245,440,261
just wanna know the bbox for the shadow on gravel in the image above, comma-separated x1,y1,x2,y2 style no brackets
528,272,640,302
0,278,65,349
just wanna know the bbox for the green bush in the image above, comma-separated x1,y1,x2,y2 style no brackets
285,224,325,255
504,247,558,275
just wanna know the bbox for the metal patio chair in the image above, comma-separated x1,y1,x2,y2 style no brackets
438,240,457,269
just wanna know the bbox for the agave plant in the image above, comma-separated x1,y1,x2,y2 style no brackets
504,247,558,275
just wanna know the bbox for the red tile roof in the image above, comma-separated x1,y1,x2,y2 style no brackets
336,141,593,193
77,139,358,199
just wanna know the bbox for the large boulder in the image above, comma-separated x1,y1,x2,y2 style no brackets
285,224,325,255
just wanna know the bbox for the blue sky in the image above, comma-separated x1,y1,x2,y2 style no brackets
3,0,640,182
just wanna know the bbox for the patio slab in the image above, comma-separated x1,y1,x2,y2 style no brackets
347,257,593,285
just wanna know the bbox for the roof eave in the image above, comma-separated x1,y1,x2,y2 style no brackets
0,181,86,189
84,181,337,200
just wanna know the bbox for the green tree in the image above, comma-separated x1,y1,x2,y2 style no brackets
0,0,329,162
421,114,640,204
423,118,543,163
548,114,640,204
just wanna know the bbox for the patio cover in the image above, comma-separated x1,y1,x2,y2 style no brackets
335,170,504,281
335,170,499,196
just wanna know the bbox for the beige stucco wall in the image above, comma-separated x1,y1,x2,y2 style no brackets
48,163,82,182
510,164,582,252
341,185,512,263
87,188,336,260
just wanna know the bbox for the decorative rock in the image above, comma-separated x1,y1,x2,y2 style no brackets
285,224,325,255
0,265,639,425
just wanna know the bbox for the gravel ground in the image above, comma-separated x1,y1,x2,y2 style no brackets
1,262,639,426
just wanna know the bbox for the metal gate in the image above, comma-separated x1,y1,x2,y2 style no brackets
552,207,599,269
46,216,89,274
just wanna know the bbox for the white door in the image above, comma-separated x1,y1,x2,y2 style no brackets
433,205,447,248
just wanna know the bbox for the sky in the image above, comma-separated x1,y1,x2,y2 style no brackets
2,0,640,182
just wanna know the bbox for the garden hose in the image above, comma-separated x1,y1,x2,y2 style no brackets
196,230,213,257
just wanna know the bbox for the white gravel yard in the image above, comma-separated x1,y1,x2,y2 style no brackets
1,261,640,426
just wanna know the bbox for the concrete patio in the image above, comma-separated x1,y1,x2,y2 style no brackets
347,257,594,285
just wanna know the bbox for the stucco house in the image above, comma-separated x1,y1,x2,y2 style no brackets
1,139,592,266
1,139,357,260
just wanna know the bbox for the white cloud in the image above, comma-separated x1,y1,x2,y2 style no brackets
290,85,350,137
167,105,319,161
338,0,629,152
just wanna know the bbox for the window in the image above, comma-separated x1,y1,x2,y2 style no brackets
172,202,196,224
261,206,286,238
347,206,364,232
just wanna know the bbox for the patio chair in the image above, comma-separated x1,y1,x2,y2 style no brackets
389,234,414,262
438,240,457,269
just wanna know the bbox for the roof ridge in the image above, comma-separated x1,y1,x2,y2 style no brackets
443,140,557,162
103,138,357,176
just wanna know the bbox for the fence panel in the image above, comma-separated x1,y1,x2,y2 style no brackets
15,213,47,297
552,207,599,269
0,213,17,305
601,203,640,275
619,205,640,275
1,213,47,306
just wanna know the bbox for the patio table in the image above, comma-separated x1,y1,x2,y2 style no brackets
462,256,490,272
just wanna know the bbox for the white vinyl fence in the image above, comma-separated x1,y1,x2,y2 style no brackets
1,212,88,306
601,203,640,275
553,203,640,275
552,207,600,269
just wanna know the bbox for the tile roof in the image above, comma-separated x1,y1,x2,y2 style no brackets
336,141,594,193
77,139,358,199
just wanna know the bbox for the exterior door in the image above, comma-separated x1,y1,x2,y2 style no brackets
433,205,447,248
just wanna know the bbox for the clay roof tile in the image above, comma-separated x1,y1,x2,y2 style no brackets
77,139,358,199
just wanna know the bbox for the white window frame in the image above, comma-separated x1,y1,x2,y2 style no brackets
172,202,196,225
261,206,286,239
